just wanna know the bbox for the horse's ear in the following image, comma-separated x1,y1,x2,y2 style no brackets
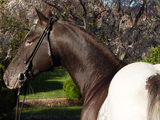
35,8,48,25
45,6,53,18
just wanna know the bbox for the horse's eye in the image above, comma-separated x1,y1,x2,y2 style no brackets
25,41,33,46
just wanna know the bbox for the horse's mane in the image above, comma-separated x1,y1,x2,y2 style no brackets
57,20,123,66
58,20,94,38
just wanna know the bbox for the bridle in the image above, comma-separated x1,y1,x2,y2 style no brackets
15,17,57,120
17,17,56,84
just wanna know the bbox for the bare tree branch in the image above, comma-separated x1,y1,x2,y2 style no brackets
134,0,146,26
0,26,30,33
11,26,30,31
42,0,61,12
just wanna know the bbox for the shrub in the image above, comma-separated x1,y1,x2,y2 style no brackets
141,45,160,64
63,78,81,99
0,64,5,79
0,64,16,120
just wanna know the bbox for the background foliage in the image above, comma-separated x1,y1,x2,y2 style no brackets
63,78,81,99
0,64,16,120
1,0,160,64
141,45,160,64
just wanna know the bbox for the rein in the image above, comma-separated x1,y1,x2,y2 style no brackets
15,17,57,120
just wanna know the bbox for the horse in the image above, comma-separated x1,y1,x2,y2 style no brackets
97,62,160,120
3,7,160,120
3,7,125,120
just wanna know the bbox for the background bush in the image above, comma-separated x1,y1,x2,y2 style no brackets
63,78,81,99
0,64,16,120
141,45,160,64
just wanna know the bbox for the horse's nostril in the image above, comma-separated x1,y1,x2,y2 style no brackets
4,80,10,88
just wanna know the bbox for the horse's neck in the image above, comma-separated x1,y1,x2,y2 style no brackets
53,21,125,99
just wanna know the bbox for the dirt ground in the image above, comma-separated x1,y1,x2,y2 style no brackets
12,98,83,120
21,98,83,108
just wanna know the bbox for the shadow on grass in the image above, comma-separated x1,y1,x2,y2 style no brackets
20,67,69,95
22,106,82,117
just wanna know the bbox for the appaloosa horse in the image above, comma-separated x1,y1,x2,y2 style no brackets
4,7,160,120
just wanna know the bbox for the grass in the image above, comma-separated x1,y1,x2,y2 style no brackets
22,106,82,117
20,67,71,99
18,67,82,117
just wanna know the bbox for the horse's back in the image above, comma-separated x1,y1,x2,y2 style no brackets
98,62,159,120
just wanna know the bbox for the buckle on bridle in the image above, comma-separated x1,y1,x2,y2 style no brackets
18,73,26,83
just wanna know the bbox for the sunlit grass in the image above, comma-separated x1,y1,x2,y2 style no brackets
20,67,70,99
23,90,65,99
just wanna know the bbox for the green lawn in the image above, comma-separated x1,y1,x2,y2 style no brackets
20,67,70,99
18,67,82,117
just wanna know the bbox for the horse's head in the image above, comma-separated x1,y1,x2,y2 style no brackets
3,7,60,89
